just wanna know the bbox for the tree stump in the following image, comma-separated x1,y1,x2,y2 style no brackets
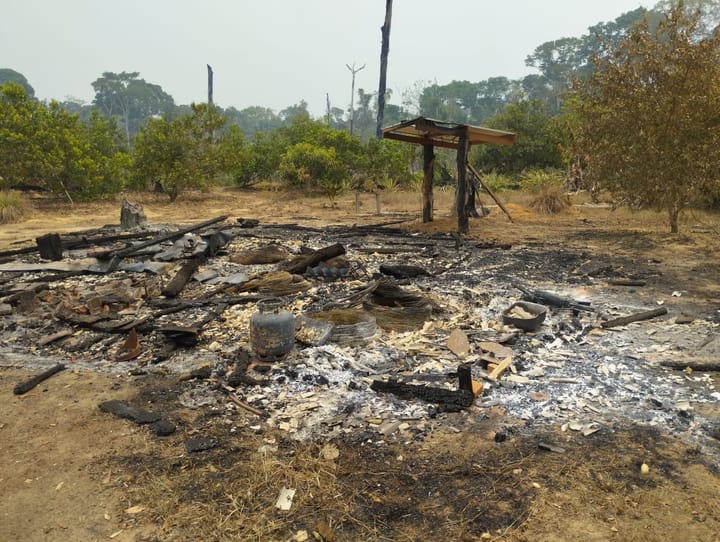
120,197,147,230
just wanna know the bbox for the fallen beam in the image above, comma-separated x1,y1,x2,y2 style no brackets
601,306,668,328
13,363,66,395
660,360,720,372
280,243,346,275
370,379,474,412
162,257,203,298
94,215,228,260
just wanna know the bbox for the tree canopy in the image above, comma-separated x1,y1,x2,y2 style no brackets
0,69,35,98
569,3,720,232
92,71,174,147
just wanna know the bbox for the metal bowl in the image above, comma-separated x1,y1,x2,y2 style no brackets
502,301,547,331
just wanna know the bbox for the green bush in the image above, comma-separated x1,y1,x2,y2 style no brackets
0,190,27,224
279,143,347,199
482,171,518,192
519,168,564,191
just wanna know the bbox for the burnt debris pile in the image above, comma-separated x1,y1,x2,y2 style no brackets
1,213,719,458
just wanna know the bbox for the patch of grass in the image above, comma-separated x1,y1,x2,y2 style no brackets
0,190,27,224
530,183,571,215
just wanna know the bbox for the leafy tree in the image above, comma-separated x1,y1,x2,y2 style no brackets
0,83,128,201
92,71,175,147
525,8,656,113
472,100,566,175
279,142,346,200
224,105,282,138
0,69,34,97
570,4,720,232
131,103,227,201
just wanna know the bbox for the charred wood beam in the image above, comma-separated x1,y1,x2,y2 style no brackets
280,243,346,275
13,363,66,395
161,257,204,298
93,215,228,260
607,279,647,287
370,379,474,412
660,360,720,372
601,306,668,328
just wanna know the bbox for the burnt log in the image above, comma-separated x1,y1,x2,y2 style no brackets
280,243,346,275
162,257,203,298
13,364,66,395
660,360,720,372
379,264,431,279
94,215,228,260
458,363,473,393
601,306,668,328
36,233,63,261
370,379,474,412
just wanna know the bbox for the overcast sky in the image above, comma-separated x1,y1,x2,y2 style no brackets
2,0,653,115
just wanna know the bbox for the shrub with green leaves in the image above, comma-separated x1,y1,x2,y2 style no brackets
482,171,518,192
279,143,347,200
519,168,564,191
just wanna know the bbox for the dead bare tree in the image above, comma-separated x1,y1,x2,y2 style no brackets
346,62,366,136
376,0,393,139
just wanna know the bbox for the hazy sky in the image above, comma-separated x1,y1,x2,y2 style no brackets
2,0,653,115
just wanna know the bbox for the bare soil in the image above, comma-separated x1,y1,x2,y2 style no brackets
1,188,719,542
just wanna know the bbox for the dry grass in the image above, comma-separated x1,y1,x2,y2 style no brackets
528,184,571,215
0,190,28,224
113,420,720,542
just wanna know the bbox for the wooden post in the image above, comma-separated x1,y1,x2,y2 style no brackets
355,191,361,214
422,144,435,222
456,133,469,234
375,192,382,215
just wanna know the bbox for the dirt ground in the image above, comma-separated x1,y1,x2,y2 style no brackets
1,188,719,542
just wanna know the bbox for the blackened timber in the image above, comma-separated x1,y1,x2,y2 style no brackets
36,233,63,260
370,379,474,412
601,306,668,328
94,215,228,260
422,144,435,222
467,162,514,223
456,133,469,234
13,363,66,395
458,363,473,393
162,257,203,298
660,360,720,372
281,243,346,274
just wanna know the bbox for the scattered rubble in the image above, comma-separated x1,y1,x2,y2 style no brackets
1,212,719,464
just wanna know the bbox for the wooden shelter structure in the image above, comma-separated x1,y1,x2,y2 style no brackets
382,117,516,233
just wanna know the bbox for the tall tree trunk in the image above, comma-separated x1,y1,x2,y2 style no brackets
376,0,393,139
207,64,214,105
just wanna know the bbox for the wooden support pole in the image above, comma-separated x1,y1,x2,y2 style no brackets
375,192,382,215
456,133,469,234
467,162,513,223
422,144,435,222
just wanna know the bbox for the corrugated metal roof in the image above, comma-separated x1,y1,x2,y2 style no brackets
382,117,516,149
